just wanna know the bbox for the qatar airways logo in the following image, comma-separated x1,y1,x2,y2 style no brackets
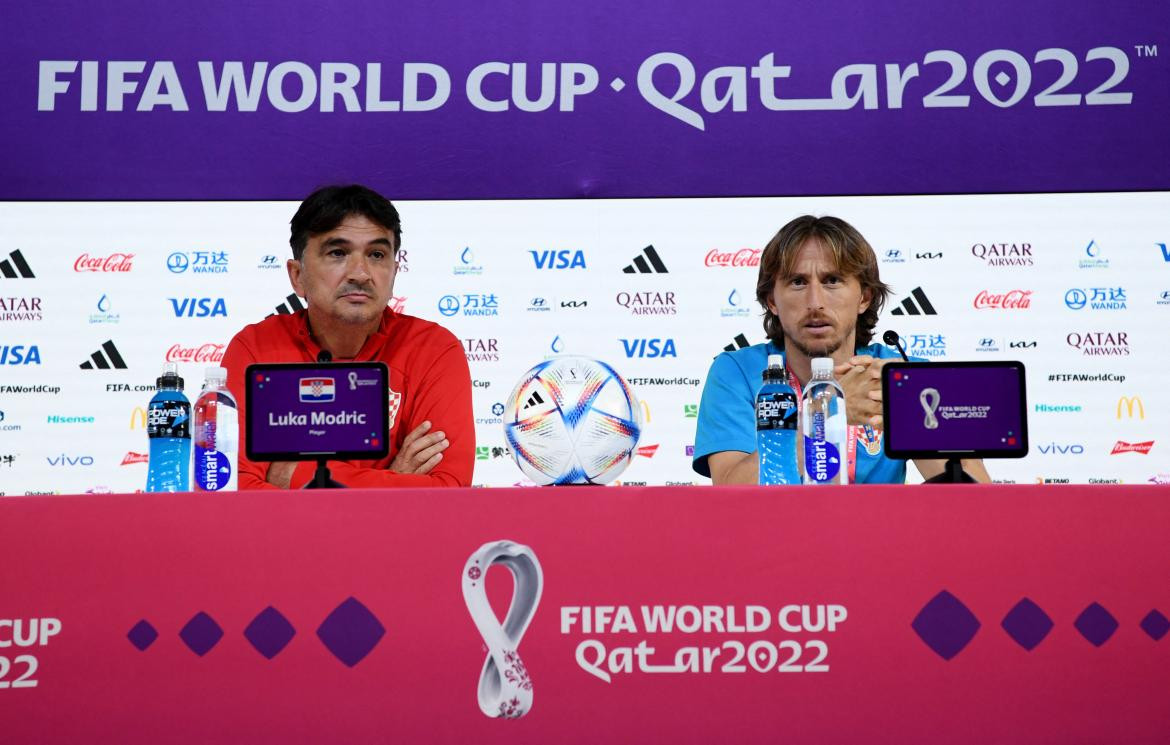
74,252,134,272
973,290,1032,309
705,249,760,268
971,243,1033,267
165,343,226,363
1066,331,1130,356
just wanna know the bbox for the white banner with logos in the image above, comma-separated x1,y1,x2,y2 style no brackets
0,192,1166,495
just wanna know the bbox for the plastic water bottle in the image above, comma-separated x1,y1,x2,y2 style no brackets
756,354,800,485
800,357,849,485
146,362,191,492
193,367,238,492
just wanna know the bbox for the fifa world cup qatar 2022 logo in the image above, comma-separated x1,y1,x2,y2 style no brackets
462,540,543,719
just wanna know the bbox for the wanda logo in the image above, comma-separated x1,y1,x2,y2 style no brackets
166,343,226,363
973,289,1032,309
705,249,761,267
74,252,135,272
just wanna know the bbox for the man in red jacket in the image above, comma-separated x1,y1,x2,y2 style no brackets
223,185,473,489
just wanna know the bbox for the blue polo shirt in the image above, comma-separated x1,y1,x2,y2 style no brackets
692,341,916,484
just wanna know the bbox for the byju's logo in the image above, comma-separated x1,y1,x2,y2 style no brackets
0,344,41,365
530,250,586,269
439,294,499,317
882,249,906,264
80,340,127,369
454,247,483,276
1065,287,1126,310
721,289,750,318
620,338,677,358
168,251,228,274
1079,239,1108,269
623,245,669,274
891,287,937,316
0,249,35,279
905,333,947,358
1066,331,1129,356
0,296,42,322
971,243,1033,266
169,298,228,317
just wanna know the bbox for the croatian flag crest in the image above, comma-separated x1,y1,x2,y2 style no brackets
299,377,336,403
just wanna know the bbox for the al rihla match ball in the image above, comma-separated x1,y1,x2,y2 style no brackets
503,356,642,485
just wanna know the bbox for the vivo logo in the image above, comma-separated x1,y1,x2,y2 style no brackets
1037,443,1084,455
169,298,227,317
529,250,586,269
47,454,94,466
621,338,678,358
0,345,41,365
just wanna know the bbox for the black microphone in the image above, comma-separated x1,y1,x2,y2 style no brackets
317,350,332,363
883,330,910,362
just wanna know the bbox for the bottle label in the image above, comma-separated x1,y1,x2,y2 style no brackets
756,392,798,431
804,412,841,483
194,447,231,491
147,400,190,438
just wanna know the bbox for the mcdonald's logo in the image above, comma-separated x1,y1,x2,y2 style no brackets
130,406,147,429
1116,396,1145,419
640,400,651,423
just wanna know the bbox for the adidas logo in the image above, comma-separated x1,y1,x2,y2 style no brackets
723,333,752,353
890,287,938,316
622,245,668,274
80,340,128,370
267,293,306,317
522,390,546,410
0,249,35,279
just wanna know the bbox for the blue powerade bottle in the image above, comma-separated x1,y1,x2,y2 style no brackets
756,354,801,485
146,362,191,493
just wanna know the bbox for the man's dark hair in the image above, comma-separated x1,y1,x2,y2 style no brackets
289,185,402,261
755,215,890,348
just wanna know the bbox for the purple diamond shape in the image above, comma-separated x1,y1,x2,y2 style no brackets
127,620,158,651
244,606,296,660
1139,610,1169,641
316,597,385,667
1001,598,1053,651
179,611,224,656
1074,602,1118,647
912,590,981,660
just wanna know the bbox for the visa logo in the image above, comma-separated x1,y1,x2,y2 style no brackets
621,338,677,358
529,250,586,269
47,453,95,466
1038,443,1084,454
1159,242,1170,261
169,298,228,317
0,345,41,365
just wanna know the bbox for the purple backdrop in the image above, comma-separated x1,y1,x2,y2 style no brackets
3,0,1168,199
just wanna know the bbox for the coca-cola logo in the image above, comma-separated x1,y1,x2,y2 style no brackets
165,343,226,363
705,249,761,268
973,290,1032,309
74,253,135,272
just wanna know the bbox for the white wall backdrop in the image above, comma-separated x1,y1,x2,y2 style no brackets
1,192,1167,495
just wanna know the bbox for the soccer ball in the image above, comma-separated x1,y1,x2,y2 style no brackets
503,356,642,485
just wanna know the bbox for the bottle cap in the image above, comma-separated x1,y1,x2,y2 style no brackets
204,366,227,383
811,357,835,376
156,361,184,390
766,354,783,369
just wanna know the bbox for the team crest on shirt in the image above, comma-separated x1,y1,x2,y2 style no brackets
388,385,402,431
858,427,883,456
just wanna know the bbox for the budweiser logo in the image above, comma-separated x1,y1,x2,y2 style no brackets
973,289,1032,309
74,252,135,272
166,343,226,363
636,444,660,458
121,452,149,465
1111,441,1154,455
705,249,761,268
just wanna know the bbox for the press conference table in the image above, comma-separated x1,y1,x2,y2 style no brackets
2,485,1168,744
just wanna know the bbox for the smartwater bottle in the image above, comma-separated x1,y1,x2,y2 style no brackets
800,357,849,485
193,366,238,492
756,354,800,485
146,362,191,492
